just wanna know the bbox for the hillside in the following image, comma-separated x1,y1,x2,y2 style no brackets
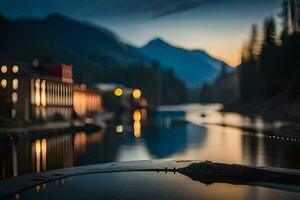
139,38,232,87
0,14,232,87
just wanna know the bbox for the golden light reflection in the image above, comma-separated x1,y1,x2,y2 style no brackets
12,145,18,177
1,65,7,73
12,65,19,73
190,125,244,164
35,79,41,106
134,121,141,138
1,79,7,89
11,92,18,104
133,109,142,138
41,80,46,107
12,79,18,90
114,87,123,97
133,110,142,121
41,138,47,171
35,139,41,173
31,79,35,104
74,132,87,156
132,89,142,99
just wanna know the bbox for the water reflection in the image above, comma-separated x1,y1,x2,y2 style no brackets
133,109,142,138
0,105,299,180
17,172,300,200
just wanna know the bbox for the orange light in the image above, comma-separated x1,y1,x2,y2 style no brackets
114,88,123,97
133,110,142,121
132,89,141,99
133,121,141,138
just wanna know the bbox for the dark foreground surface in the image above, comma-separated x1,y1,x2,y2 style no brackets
13,172,300,200
0,160,299,200
1,160,300,199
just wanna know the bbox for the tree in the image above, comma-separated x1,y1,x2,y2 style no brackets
248,24,259,60
263,16,277,47
239,24,260,102
280,0,289,41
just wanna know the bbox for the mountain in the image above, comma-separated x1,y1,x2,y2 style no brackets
15,14,148,66
138,38,233,87
0,15,51,61
0,14,151,83
0,14,232,87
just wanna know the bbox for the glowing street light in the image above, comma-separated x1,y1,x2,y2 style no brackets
114,87,123,97
132,89,141,99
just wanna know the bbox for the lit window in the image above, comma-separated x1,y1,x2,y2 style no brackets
1,79,7,89
12,65,19,73
12,79,18,90
35,79,41,106
31,79,35,104
41,80,46,106
12,92,18,104
1,65,8,73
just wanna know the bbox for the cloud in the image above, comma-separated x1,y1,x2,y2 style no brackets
0,0,217,20
146,0,216,18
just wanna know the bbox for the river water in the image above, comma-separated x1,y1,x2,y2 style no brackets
0,104,299,179
14,172,300,200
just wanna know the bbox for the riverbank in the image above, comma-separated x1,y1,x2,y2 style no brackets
0,111,115,136
222,95,300,139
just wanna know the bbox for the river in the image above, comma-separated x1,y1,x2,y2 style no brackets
0,104,299,179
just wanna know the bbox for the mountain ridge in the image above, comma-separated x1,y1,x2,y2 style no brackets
138,37,233,87
0,14,232,87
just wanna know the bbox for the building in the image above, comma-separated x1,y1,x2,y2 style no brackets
0,61,102,123
73,84,102,118
288,0,300,34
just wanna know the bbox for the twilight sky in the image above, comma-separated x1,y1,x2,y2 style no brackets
0,0,282,66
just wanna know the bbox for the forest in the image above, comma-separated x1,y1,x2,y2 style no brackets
200,0,300,122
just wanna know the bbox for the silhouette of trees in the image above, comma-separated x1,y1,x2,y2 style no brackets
97,62,187,106
239,0,300,107
240,24,261,102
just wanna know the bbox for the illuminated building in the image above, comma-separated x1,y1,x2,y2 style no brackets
73,84,102,117
0,62,102,122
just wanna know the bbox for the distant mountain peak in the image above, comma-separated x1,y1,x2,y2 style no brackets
139,38,233,87
145,37,170,47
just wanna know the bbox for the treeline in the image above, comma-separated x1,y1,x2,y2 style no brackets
83,62,188,106
240,0,300,103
